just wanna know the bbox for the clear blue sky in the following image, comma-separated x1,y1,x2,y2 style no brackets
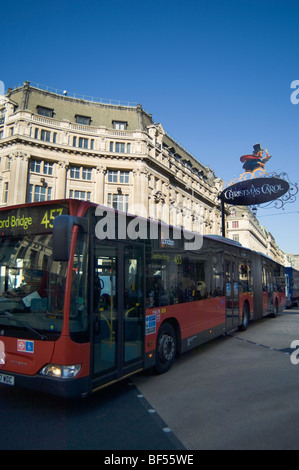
2,0,299,254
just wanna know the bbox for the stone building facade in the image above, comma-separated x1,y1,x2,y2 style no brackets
0,81,292,264
226,206,286,265
0,82,223,236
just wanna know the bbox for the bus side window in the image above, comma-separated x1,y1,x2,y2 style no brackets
146,252,169,308
239,263,248,293
195,260,207,299
211,251,223,297
181,257,195,302
262,267,267,291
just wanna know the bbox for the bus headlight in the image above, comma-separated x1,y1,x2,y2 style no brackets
39,364,81,379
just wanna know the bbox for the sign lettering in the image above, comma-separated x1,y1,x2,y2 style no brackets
220,177,290,206
0,204,68,235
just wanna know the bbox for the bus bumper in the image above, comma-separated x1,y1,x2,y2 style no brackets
0,371,91,398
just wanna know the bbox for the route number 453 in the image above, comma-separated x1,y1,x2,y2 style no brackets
41,208,64,229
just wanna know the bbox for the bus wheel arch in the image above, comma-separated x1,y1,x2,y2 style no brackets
155,319,180,374
239,301,250,331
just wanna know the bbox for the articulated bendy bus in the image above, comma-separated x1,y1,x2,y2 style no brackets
0,199,286,397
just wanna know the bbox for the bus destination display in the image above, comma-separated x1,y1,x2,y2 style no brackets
0,204,68,235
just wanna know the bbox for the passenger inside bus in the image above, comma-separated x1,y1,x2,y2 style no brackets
146,248,224,308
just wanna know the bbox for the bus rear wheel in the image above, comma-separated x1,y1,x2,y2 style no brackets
239,303,249,331
155,322,176,374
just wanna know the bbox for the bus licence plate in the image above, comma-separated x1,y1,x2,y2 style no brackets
0,373,14,386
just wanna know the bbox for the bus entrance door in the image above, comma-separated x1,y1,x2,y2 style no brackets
225,256,240,330
92,242,144,388
93,244,118,379
123,245,144,367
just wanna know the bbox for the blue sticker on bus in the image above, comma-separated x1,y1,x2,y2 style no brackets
146,314,156,335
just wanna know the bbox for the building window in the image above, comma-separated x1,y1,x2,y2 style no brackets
72,136,93,149
232,221,239,228
108,170,130,184
109,141,131,153
70,166,80,179
69,166,92,180
40,129,51,142
44,162,54,175
107,193,129,212
108,170,118,183
75,115,91,125
30,160,53,175
37,106,54,118
233,234,239,242
115,142,125,153
30,160,42,173
0,109,5,125
69,190,91,201
112,121,127,130
120,171,129,183
29,184,52,202
34,128,55,142
82,168,92,180
3,182,8,203
78,137,89,149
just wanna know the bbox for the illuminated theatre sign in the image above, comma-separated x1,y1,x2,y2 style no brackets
219,144,297,236
220,177,289,205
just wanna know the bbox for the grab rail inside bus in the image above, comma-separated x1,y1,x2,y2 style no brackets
52,215,88,262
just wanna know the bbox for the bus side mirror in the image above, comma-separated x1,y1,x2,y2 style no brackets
52,215,88,261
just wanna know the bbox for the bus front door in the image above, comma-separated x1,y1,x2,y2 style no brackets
92,242,144,389
123,245,144,367
225,256,240,330
93,244,118,380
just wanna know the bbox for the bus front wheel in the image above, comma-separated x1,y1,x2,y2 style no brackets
155,322,176,374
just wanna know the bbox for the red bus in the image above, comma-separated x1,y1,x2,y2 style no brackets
0,199,286,397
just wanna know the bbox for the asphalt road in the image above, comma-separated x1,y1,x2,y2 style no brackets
134,308,299,450
1,309,299,450
0,375,184,450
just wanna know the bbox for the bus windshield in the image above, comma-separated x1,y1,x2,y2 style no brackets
0,202,90,343
0,233,67,340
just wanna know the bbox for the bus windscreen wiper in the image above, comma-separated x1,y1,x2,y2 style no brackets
0,311,48,340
